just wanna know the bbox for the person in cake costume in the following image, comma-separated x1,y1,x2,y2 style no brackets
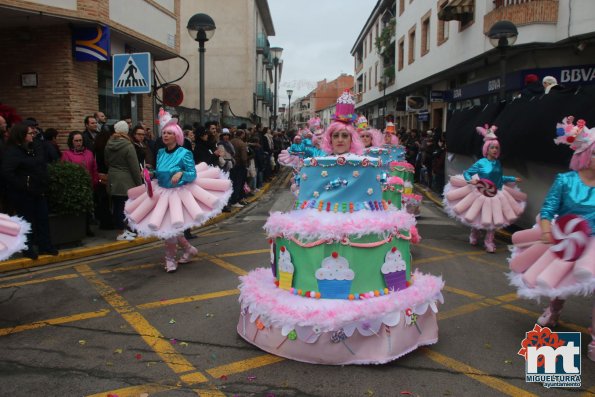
0,213,29,261
508,116,595,361
237,90,443,365
443,125,526,253
124,109,232,273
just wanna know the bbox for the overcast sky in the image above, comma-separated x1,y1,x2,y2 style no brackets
268,0,378,106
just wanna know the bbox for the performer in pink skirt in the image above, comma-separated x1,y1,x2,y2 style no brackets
125,109,232,273
508,117,594,361
443,125,525,252
0,213,29,261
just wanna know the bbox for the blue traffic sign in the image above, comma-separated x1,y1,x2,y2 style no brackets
112,53,152,94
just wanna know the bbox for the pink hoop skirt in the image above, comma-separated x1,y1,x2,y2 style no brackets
125,162,232,239
0,213,30,261
507,224,595,300
443,175,526,230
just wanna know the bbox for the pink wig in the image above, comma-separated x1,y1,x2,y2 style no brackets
321,121,364,155
361,128,383,147
384,132,399,145
482,140,500,158
569,141,595,170
163,123,184,146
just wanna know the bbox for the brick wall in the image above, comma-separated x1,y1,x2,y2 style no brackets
484,0,559,33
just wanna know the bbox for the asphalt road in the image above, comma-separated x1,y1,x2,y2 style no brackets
0,175,593,397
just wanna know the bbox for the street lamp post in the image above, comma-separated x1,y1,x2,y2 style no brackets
187,13,216,126
286,89,293,131
270,47,283,131
486,20,518,101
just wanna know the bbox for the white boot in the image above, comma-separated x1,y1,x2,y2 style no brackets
537,298,565,327
178,245,198,264
164,256,178,273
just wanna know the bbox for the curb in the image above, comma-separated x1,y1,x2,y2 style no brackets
0,178,277,274
414,183,513,242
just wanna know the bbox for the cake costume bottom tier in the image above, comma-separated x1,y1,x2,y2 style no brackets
125,162,232,239
443,175,526,230
237,268,443,365
0,214,30,261
508,223,595,300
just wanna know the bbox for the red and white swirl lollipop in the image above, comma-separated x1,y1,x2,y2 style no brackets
550,214,591,261
476,178,497,197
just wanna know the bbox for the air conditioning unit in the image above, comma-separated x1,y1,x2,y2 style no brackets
405,96,427,112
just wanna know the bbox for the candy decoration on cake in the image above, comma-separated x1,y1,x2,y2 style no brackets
476,178,497,197
277,246,294,290
382,247,407,291
508,117,594,302
269,239,277,278
0,213,30,261
315,252,355,299
550,214,591,261
402,193,422,217
236,90,443,365
443,124,525,253
331,90,358,124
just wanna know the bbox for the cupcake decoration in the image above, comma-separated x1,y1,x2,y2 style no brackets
315,252,355,299
278,246,294,290
381,247,407,291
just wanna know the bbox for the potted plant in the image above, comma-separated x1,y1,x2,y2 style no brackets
47,162,94,246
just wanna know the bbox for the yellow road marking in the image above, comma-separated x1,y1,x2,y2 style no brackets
413,250,486,265
207,354,285,379
444,285,486,300
201,254,248,276
86,383,177,397
416,243,455,254
0,273,79,289
494,293,519,303
467,255,508,270
99,263,158,273
581,387,595,397
138,289,239,310
197,230,236,237
75,264,208,379
217,249,269,258
422,348,538,397
500,304,589,334
439,301,493,321
0,309,110,337
192,387,227,396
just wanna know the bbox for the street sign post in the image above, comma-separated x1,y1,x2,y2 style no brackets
112,53,152,94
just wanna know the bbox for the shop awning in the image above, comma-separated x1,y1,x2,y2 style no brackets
438,0,475,22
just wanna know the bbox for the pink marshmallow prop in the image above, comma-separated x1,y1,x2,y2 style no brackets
445,185,473,201
0,213,11,220
128,191,160,223
0,241,6,251
490,197,504,226
550,214,591,261
195,162,209,172
127,185,146,200
521,250,558,287
463,195,485,224
197,167,221,179
453,193,476,215
0,219,21,236
480,197,493,227
125,192,147,214
148,194,170,230
512,226,542,245
535,259,574,289
501,189,524,216
178,189,204,221
497,194,516,223
168,193,184,229
503,185,527,201
188,184,218,209
510,243,549,273
449,176,468,187
196,178,232,192
573,237,595,280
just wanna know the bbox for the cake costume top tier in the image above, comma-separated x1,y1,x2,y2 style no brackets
296,155,388,212
331,90,357,124
364,145,406,167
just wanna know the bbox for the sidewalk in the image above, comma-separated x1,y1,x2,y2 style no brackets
414,182,513,242
0,175,284,274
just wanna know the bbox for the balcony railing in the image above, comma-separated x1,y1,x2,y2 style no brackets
256,32,266,54
256,81,266,99
486,0,558,29
493,0,539,7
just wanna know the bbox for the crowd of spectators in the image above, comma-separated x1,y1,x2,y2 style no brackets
0,111,292,257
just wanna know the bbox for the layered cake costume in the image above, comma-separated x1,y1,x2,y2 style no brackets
507,116,595,362
443,125,526,252
237,91,443,365
125,109,232,272
0,213,30,261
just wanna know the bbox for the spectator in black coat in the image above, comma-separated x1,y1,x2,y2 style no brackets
193,126,220,166
2,123,58,259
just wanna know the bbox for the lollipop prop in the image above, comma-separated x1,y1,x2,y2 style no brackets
141,165,153,198
476,178,497,197
549,214,591,261
330,329,355,355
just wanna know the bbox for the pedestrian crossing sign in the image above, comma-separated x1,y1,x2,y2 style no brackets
112,52,152,94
